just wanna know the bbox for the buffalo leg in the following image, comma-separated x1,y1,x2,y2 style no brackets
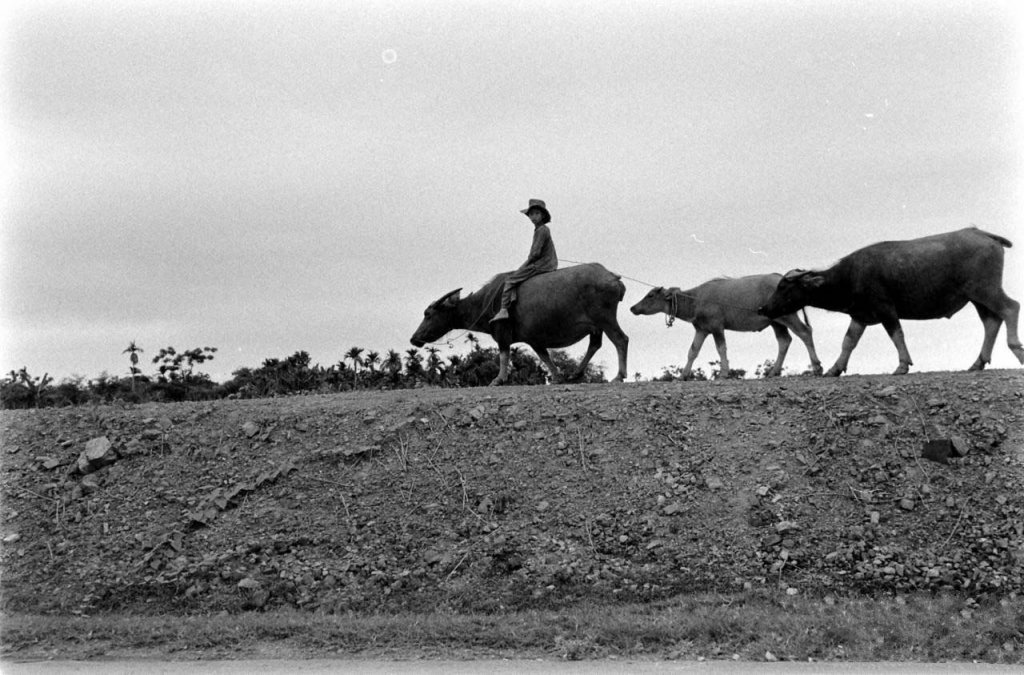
776,313,823,375
712,330,730,378
529,344,564,383
827,319,867,376
569,331,603,382
1003,295,1024,363
971,292,1024,366
606,323,629,383
1006,297,1024,363
595,319,629,383
681,329,709,380
969,303,1003,370
766,324,792,377
881,318,913,375
489,348,511,386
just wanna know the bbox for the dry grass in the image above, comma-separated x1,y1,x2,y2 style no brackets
2,591,1021,664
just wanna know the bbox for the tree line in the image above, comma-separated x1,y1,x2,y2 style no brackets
1,334,802,410
0,336,608,409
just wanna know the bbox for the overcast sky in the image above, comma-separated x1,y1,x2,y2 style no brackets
2,1,1022,384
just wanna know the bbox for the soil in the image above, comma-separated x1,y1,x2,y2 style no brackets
1,370,1022,617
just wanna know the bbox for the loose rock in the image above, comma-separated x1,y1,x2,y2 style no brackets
705,476,724,490
76,437,118,475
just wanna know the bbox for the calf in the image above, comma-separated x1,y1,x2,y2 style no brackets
631,274,822,379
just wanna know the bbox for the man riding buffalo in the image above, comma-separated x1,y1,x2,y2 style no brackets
490,199,558,323
411,199,629,384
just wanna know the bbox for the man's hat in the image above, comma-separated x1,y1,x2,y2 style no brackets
520,199,551,223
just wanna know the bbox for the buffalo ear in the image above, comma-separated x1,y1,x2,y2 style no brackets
441,288,462,307
783,268,806,280
803,274,826,288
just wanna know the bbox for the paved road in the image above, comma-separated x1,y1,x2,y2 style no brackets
2,660,1022,674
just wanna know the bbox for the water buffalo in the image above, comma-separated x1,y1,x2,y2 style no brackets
411,263,629,385
630,275,823,379
758,227,1024,376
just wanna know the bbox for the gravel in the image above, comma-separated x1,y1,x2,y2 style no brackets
1,370,1022,615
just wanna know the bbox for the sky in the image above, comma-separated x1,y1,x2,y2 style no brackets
2,1,1023,384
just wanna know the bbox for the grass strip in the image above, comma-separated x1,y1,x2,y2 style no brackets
2,592,1021,663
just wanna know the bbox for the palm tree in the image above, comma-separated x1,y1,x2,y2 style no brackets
384,349,403,377
344,346,364,388
404,348,423,380
330,360,350,390
446,353,463,386
123,340,144,394
364,350,380,373
465,333,480,351
425,346,443,383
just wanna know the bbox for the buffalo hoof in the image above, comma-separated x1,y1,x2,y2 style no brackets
810,364,824,376
967,359,986,372
610,376,624,383
489,376,507,386
891,364,910,375
1009,343,1024,364
824,367,844,377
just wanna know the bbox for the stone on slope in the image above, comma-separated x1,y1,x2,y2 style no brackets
76,437,118,475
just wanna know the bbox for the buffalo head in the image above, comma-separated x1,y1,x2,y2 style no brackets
410,288,462,347
630,287,672,316
758,269,822,318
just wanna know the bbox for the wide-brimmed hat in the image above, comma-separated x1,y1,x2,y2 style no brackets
520,198,551,223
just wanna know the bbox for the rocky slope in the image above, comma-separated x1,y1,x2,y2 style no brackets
1,370,1022,616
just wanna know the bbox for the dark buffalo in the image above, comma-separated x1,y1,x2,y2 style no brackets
758,227,1024,375
631,274,823,378
411,263,629,385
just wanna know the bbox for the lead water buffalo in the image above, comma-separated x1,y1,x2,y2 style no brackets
630,274,823,379
411,263,629,385
758,227,1024,376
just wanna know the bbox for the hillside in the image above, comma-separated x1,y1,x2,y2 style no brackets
1,370,1022,617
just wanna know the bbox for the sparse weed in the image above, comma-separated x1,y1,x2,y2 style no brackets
3,592,1021,663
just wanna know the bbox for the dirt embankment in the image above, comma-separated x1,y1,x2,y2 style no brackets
1,370,1022,616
